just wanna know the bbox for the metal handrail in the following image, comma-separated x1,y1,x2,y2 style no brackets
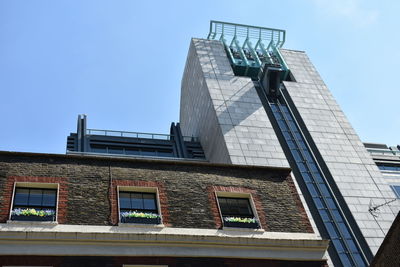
66,151,207,162
366,148,400,156
208,20,286,48
86,129,171,140
86,129,199,142
207,20,289,78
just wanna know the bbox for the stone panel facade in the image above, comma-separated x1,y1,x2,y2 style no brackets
281,49,400,254
180,39,289,167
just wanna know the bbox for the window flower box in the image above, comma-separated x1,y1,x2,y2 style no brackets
10,208,55,222
120,211,161,224
223,217,259,229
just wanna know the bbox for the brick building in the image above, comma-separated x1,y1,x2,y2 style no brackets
0,151,328,266
1,20,399,266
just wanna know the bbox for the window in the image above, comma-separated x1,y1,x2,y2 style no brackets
216,195,259,229
11,186,57,222
118,187,161,224
391,185,400,198
378,164,400,172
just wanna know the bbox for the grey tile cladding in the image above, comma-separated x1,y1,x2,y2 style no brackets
281,49,400,254
180,38,289,168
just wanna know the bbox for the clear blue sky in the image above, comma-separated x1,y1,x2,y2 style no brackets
1,0,399,154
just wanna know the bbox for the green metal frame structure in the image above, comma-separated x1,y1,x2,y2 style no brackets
207,20,289,79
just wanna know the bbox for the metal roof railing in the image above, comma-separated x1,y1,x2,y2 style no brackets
207,20,286,48
366,148,400,156
207,20,288,78
86,129,199,142
86,129,171,140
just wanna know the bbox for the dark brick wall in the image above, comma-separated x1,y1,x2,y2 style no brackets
370,212,400,267
0,256,328,267
0,151,312,233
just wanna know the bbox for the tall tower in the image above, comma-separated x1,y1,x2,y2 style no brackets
180,21,400,266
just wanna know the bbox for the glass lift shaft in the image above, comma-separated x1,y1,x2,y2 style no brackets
266,94,367,266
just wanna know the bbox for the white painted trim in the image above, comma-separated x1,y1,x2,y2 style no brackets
215,191,261,230
14,182,58,189
9,182,59,223
8,183,16,221
0,224,328,261
117,186,163,224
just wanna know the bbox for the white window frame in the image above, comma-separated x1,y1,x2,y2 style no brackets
215,191,262,230
9,182,59,223
117,186,163,225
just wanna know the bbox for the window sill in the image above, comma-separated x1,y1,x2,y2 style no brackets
6,220,58,226
118,222,165,228
222,226,264,232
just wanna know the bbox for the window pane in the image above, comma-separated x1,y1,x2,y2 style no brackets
319,209,330,222
294,132,302,140
119,192,131,209
307,184,319,197
277,120,288,131
281,105,289,113
338,222,352,239
288,120,297,131
302,172,312,182
29,189,43,206
326,197,337,209
237,198,252,216
325,222,339,238
353,253,365,266
318,184,331,197
227,199,241,215
42,190,56,207
157,150,174,157
332,209,343,223
292,149,302,162
297,162,307,172
131,193,143,209
302,150,313,162
141,150,157,156
313,173,324,183
391,185,400,198
218,197,253,217
297,140,307,150
283,131,292,140
91,146,107,153
108,147,123,154
126,149,140,155
287,140,296,149
338,253,352,266
313,197,324,209
308,162,318,173
332,238,345,254
218,198,229,214
143,193,156,210
346,239,359,253
14,188,29,206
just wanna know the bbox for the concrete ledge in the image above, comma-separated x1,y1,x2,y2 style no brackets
0,224,328,261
